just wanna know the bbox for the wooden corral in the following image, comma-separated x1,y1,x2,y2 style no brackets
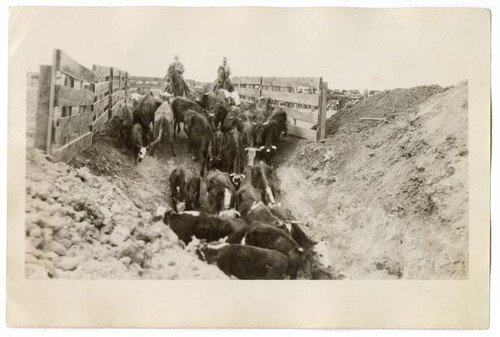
35,49,128,162
33,49,328,163
232,76,328,141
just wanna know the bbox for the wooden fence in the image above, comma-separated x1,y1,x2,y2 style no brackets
35,49,128,162
232,76,327,141
34,50,328,163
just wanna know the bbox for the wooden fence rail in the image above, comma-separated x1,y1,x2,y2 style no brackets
35,49,129,162
232,76,327,141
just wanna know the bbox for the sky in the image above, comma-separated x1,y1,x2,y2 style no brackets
10,7,483,90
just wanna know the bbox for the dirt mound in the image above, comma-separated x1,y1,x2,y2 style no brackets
326,85,444,136
277,82,468,279
25,149,227,279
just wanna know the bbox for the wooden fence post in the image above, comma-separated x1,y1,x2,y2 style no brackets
316,78,327,141
124,72,128,103
45,49,60,154
34,65,52,151
109,68,114,119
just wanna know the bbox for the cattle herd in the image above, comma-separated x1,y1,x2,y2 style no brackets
116,88,333,280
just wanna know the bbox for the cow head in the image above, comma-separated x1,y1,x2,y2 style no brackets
136,147,147,163
312,240,332,269
197,240,229,264
229,173,245,190
222,109,240,132
244,147,260,167
287,247,314,279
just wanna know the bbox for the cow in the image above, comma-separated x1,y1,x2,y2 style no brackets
130,123,147,165
243,201,283,229
222,128,245,174
170,97,207,137
221,106,241,132
184,109,213,175
245,221,314,279
162,211,247,245
184,169,201,211
147,102,176,157
268,204,295,223
255,108,287,165
197,92,230,129
206,170,237,216
169,168,186,212
209,128,225,171
130,92,145,108
168,168,201,212
119,104,134,146
236,183,263,217
251,160,277,205
244,147,262,167
238,110,255,148
133,92,162,145
197,243,288,280
267,204,332,270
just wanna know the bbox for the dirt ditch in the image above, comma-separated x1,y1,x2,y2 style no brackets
25,82,468,279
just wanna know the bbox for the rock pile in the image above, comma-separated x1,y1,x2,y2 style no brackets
25,149,227,279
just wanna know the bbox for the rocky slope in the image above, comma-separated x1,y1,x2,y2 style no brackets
25,149,227,279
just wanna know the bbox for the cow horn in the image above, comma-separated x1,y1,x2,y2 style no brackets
263,121,269,125
259,146,265,150
230,173,235,177
271,145,277,150
241,174,246,179
245,148,249,152
252,122,256,125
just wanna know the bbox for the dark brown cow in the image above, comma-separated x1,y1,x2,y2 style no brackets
221,106,241,132
238,110,255,148
163,211,247,244
222,128,245,174
198,243,288,280
133,92,162,145
236,183,263,217
130,123,147,165
170,97,206,137
169,168,186,212
184,110,213,175
245,221,314,279
209,129,225,171
197,92,229,130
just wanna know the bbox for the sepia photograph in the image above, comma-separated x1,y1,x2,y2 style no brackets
7,5,491,328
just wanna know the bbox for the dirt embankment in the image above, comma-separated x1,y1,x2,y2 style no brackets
276,82,468,279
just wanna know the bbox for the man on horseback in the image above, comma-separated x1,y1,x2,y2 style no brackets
164,55,191,97
213,57,234,92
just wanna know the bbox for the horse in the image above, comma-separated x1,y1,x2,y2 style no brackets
166,64,191,97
